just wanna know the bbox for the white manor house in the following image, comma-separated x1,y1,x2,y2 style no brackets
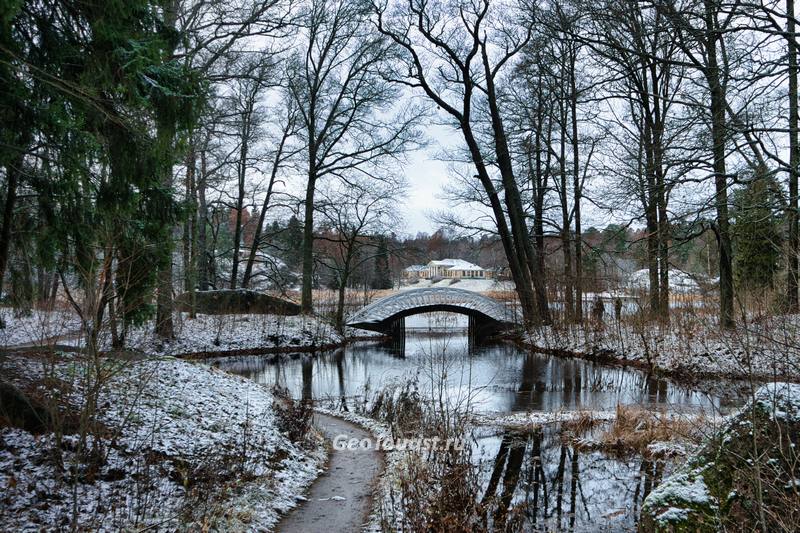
402,259,488,280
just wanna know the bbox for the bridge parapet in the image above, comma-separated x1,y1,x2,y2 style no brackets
346,287,516,334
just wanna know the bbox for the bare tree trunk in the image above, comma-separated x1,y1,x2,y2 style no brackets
242,121,291,288
559,91,574,321
301,153,317,314
482,50,543,326
650,60,671,321
183,140,196,293
646,206,660,316
705,1,734,329
155,114,176,339
532,100,553,324
0,155,21,301
640,99,661,318
569,44,583,322
197,147,210,291
462,125,540,326
788,0,799,312
335,248,355,333
657,171,670,319
230,115,250,290
241,179,275,289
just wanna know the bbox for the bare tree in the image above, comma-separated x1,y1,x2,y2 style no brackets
155,0,295,337
375,0,551,325
583,0,689,320
289,0,420,314
646,0,739,328
316,174,404,331
226,60,272,289
241,95,302,288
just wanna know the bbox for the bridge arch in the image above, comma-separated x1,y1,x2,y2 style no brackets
346,287,516,335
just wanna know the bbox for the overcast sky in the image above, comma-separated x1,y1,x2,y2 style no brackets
401,121,460,236
398,120,621,237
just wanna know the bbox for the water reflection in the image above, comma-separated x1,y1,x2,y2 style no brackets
215,331,727,415
212,316,738,532
477,426,669,531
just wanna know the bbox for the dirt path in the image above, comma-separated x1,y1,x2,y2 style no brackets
278,412,383,533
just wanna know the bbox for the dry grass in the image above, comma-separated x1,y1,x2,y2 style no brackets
599,405,699,454
482,290,517,302
559,410,601,437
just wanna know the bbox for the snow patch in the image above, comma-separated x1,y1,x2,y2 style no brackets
754,382,800,422
114,313,343,356
0,355,325,531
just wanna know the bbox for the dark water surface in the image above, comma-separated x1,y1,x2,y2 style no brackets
214,313,738,531
216,324,729,416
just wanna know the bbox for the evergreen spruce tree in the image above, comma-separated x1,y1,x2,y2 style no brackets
282,216,304,271
372,236,392,290
2,1,201,335
732,167,783,290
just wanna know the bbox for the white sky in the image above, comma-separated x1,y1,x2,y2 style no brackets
401,121,462,236
398,120,622,236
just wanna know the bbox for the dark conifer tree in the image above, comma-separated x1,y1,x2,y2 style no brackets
372,236,392,290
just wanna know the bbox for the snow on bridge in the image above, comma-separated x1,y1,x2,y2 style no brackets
346,287,516,333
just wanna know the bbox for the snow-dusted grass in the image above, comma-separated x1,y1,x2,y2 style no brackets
0,355,325,531
0,307,82,347
118,312,343,356
523,314,800,381
472,409,618,429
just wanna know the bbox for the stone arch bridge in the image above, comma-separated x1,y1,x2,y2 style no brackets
346,287,516,337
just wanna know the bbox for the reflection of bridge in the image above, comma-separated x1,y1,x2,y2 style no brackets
346,287,516,338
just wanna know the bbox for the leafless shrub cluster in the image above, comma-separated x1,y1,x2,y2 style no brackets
272,385,315,448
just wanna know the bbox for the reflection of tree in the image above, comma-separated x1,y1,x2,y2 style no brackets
562,362,583,409
301,356,313,404
482,430,530,528
514,353,540,411
497,435,526,525
556,444,567,522
526,429,547,527
335,349,348,412
570,448,580,530
645,376,669,403
633,458,665,527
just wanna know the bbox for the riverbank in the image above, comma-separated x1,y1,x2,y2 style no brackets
0,352,325,531
0,308,82,348
0,308,351,357
520,316,800,383
111,313,344,357
640,382,800,531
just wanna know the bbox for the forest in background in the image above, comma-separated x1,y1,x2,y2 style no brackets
0,0,798,339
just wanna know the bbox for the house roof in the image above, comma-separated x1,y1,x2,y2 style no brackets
404,265,427,272
426,258,484,271
447,264,484,271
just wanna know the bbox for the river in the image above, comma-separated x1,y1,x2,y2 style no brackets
214,313,740,531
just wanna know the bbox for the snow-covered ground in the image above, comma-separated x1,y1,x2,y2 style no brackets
113,313,343,356
0,306,344,356
523,316,800,381
399,278,515,292
641,382,800,530
0,355,325,531
627,268,709,293
0,308,82,347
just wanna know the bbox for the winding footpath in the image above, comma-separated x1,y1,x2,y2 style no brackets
278,413,383,533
